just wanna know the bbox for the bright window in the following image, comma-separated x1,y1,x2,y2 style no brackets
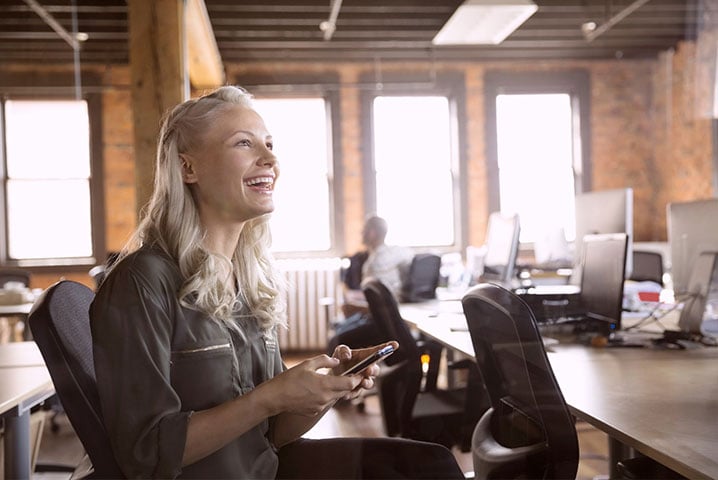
3,100,93,260
252,97,332,253
495,93,577,243
372,96,455,247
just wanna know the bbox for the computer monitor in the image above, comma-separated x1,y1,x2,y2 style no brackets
677,251,718,336
481,212,521,285
579,233,629,331
667,198,718,296
573,188,633,280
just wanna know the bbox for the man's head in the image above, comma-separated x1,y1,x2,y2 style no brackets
362,216,388,250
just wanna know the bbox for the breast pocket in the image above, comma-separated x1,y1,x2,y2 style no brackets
170,343,236,410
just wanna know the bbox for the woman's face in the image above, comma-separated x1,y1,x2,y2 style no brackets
182,104,279,226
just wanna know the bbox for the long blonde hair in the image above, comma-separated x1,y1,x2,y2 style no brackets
118,86,287,331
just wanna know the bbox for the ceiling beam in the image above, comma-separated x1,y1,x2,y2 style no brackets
186,0,225,89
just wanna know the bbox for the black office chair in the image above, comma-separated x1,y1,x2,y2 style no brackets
363,279,485,451
401,253,442,303
462,283,579,480
28,280,125,479
629,250,664,285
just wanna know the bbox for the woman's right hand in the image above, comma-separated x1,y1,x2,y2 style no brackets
261,354,363,417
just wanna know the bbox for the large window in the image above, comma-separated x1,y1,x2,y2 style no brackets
495,93,577,243
1,99,96,263
371,96,457,247
252,97,334,254
485,71,591,250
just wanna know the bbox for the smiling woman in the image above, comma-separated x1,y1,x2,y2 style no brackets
89,85,465,479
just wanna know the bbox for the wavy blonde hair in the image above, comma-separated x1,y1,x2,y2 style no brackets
118,86,287,331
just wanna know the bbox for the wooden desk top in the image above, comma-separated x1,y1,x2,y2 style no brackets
400,301,718,480
0,302,33,316
0,366,53,416
550,344,718,480
0,341,46,367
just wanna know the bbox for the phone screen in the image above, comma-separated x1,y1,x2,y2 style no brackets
340,344,395,376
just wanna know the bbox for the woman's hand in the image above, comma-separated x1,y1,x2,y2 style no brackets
331,341,399,397
262,354,364,417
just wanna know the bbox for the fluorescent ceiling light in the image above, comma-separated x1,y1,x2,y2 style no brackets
432,0,538,45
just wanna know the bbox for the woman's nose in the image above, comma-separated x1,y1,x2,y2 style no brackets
258,149,277,167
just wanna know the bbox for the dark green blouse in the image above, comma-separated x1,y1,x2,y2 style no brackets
90,247,284,479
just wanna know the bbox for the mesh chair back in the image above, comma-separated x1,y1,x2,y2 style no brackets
629,250,664,285
462,283,578,480
401,253,441,302
29,280,124,478
363,279,422,431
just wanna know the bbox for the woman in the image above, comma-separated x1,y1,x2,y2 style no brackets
90,86,462,479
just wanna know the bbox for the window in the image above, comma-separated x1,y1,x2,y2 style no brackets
368,94,461,248
252,97,334,253
1,99,94,262
485,71,591,249
495,93,577,243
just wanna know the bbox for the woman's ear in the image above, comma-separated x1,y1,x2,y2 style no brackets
180,154,197,183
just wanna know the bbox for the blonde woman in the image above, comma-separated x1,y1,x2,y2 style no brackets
90,86,462,479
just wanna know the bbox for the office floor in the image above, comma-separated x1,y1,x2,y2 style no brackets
33,351,609,479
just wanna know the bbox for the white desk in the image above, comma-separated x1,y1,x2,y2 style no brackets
0,341,55,479
399,301,718,480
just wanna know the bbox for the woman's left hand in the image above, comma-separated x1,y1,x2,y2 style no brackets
331,341,399,396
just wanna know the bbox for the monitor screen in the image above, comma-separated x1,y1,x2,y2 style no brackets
574,188,633,279
579,233,629,330
482,212,521,285
667,199,718,296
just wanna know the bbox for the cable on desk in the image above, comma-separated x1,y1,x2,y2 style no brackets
623,298,685,332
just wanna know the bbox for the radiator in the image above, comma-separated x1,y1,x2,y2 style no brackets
277,257,343,353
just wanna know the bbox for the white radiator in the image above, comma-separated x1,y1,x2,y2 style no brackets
277,257,343,353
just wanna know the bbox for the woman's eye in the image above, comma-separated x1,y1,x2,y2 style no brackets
236,139,251,147
266,142,274,151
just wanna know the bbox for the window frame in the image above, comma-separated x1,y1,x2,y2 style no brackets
0,91,105,273
360,71,469,253
484,70,592,214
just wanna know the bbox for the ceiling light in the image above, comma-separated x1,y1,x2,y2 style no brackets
432,0,538,46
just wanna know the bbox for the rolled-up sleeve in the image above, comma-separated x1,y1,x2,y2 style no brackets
90,255,190,479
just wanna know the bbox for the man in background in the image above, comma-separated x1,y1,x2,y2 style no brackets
329,215,414,350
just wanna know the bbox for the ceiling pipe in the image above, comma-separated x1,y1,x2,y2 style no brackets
584,0,652,43
23,0,80,50
319,0,343,41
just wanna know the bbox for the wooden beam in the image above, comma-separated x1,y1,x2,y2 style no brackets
128,0,189,219
186,0,225,89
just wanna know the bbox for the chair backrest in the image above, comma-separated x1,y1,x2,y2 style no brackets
363,279,422,433
401,253,441,302
462,283,578,480
28,280,124,478
629,250,664,285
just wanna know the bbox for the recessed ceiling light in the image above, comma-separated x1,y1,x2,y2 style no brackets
432,0,538,46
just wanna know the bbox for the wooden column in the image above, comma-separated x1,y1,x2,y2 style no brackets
128,0,189,218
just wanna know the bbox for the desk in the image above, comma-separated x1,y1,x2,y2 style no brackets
399,301,718,480
0,342,55,479
0,302,35,343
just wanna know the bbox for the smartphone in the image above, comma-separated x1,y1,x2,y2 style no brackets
340,344,395,376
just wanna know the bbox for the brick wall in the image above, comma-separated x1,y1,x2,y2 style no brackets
1,35,715,288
